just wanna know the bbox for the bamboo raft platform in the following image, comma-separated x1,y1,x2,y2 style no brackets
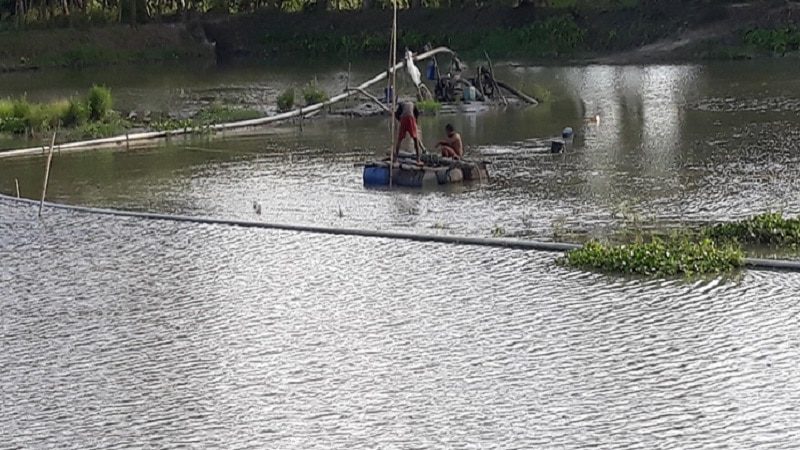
361,152,489,188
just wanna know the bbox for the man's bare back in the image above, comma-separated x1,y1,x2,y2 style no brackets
437,124,463,159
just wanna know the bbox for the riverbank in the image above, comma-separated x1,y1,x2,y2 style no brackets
0,23,214,71
1,2,799,72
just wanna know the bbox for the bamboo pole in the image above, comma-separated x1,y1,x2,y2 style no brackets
38,132,56,217
388,0,398,188
14,178,20,198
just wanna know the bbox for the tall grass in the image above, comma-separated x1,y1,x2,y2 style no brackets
0,86,115,135
87,85,112,121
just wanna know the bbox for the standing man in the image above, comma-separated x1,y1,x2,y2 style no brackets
394,100,424,164
436,124,463,159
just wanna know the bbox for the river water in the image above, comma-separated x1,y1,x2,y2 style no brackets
2,59,800,448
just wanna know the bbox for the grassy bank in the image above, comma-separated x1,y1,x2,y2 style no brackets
1,3,798,69
254,15,585,59
0,86,121,138
561,213,800,277
0,87,264,142
205,3,800,62
0,23,212,70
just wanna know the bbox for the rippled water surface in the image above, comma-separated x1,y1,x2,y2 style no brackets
3,60,800,241
2,199,800,448
2,60,800,448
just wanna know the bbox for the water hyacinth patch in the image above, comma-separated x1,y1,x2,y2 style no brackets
561,238,744,277
704,212,800,247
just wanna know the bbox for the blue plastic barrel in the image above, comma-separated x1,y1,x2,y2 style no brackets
363,166,390,186
562,127,574,139
426,61,437,80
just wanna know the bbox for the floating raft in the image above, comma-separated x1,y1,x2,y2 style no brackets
362,152,489,188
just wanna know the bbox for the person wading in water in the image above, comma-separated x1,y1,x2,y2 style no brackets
394,100,424,164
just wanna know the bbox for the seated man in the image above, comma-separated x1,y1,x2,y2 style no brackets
394,100,423,163
436,124,463,159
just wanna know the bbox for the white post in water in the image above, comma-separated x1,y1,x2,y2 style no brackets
14,178,20,198
38,132,56,217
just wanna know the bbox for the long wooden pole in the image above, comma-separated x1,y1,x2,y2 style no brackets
388,0,398,188
38,132,56,216
14,178,20,198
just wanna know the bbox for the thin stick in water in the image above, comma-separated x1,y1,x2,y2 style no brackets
388,0,398,187
14,178,20,198
38,132,56,217
484,51,507,106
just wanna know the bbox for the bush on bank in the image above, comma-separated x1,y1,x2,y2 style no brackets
0,85,113,135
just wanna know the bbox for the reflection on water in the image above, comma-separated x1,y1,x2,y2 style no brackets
1,61,799,242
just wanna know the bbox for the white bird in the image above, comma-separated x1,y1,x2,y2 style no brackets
405,49,422,88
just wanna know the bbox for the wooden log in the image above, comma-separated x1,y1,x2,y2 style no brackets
496,80,539,105
346,88,391,112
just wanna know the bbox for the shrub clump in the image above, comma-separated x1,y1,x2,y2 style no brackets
417,99,441,114
704,212,800,247
87,85,113,121
743,27,800,55
302,81,328,106
561,238,743,277
277,88,295,112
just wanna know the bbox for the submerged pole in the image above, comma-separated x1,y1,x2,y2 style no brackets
14,178,19,198
38,132,56,216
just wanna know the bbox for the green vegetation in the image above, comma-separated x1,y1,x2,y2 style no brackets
491,225,505,237
0,0,639,28
261,16,586,59
561,212,800,277
743,27,800,55
704,212,800,247
0,86,119,136
0,87,262,139
67,113,129,139
150,104,262,132
562,238,743,277
195,103,261,123
417,99,441,114
302,81,328,106
87,85,112,121
277,88,296,112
